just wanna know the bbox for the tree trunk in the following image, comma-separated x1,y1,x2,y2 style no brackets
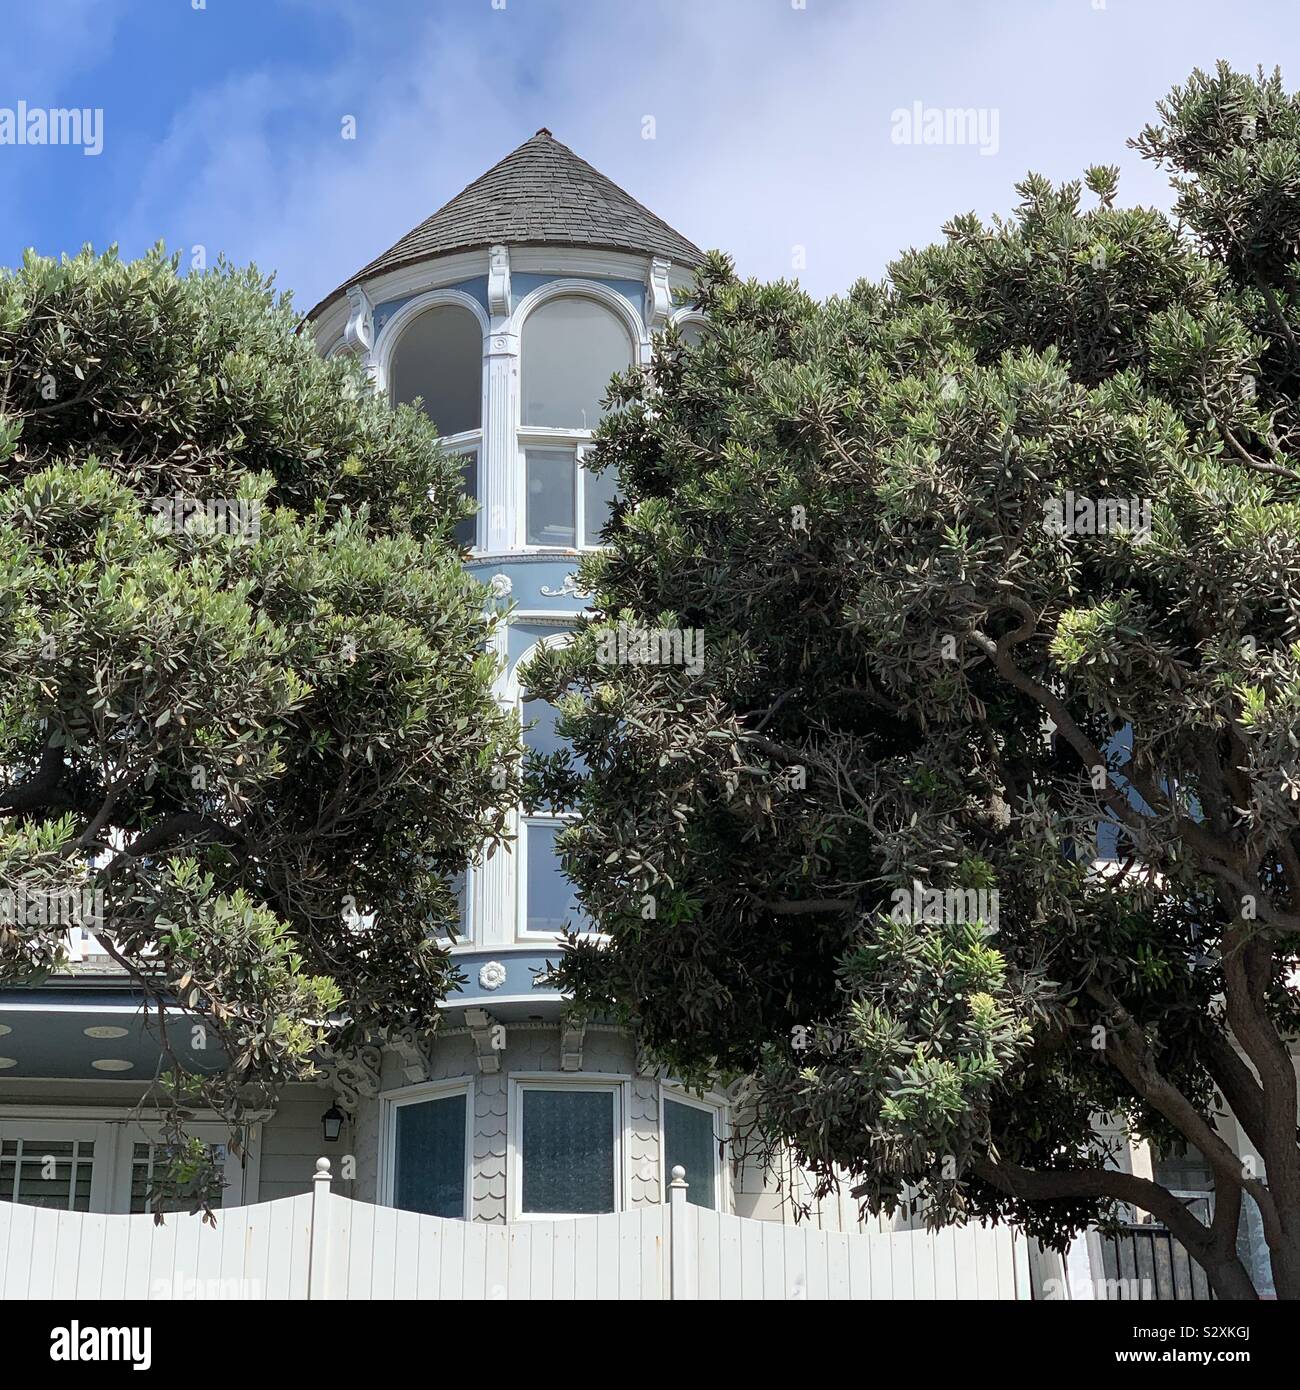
1200,1250,1261,1301
1267,1218,1300,1300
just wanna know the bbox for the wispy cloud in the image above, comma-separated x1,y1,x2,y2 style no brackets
21,0,1300,306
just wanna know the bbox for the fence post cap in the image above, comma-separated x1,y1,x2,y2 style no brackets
670,1165,687,1188
314,1156,332,1179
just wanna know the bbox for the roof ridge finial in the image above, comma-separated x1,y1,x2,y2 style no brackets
534,127,553,138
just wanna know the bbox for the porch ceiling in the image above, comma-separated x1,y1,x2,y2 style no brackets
0,986,223,1080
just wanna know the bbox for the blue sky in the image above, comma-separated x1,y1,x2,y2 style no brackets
4,0,1300,310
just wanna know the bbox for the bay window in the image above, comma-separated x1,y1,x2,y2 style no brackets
385,1084,471,1220
520,819,588,937
513,1080,621,1217
450,449,480,550
521,295,633,430
663,1094,725,1210
519,293,632,550
390,303,483,437
388,301,484,552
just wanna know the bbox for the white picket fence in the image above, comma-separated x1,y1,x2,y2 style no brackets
0,1159,1029,1300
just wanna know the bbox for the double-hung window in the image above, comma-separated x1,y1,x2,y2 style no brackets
517,655,590,942
519,294,631,551
518,818,588,938
388,301,484,552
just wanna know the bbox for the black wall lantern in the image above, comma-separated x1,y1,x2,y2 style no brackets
321,1103,346,1143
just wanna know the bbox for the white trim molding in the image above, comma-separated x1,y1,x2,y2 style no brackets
507,1073,630,1221
670,306,709,337
659,1086,731,1214
371,286,491,397
509,276,646,352
0,1109,262,1214
377,1076,474,1221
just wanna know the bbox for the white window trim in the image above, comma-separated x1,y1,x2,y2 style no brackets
516,812,585,942
508,1074,629,1221
0,1117,109,1211
442,432,483,554
509,277,645,360
373,287,490,400
434,866,473,949
378,1077,473,1221
0,1109,261,1214
512,279,640,554
518,431,612,552
668,308,709,337
659,1087,731,1214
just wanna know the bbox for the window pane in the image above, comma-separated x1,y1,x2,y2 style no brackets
522,695,586,775
582,458,618,545
522,296,632,428
678,320,707,348
0,1138,94,1210
390,305,482,436
129,1141,225,1213
521,1089,615,1214
452,452,478,550
526,448,576,547
443,870,468,942
525,822,587,933
523,697,566,761
664,1100,717,1209
394,1095,467,1218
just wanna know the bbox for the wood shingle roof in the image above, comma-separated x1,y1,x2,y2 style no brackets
308,129,703,321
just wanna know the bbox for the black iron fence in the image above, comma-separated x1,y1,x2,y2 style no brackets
1096,1223,1215,1300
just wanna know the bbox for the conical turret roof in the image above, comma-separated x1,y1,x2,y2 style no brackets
308,129,703,321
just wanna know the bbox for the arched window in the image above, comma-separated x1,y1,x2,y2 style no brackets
676,318,708,348
519,294,633,549
388,303,483,549
389,304,483,436
521,295,633,429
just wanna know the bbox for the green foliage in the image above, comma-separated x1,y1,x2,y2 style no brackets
0,246,518,1210
527,67,1300,1295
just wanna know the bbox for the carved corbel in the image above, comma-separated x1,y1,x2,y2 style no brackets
560,1017,586,1072
386,1027,435,1084
344,284,374,354
646,256,672,332
319,1039,383,1108
465,1007,505,1074
488,244,511,320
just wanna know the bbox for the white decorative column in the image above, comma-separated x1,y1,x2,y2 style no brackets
483,245,519,553
476,583,515,945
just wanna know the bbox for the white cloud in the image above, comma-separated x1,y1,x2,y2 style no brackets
118,0,1300,308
